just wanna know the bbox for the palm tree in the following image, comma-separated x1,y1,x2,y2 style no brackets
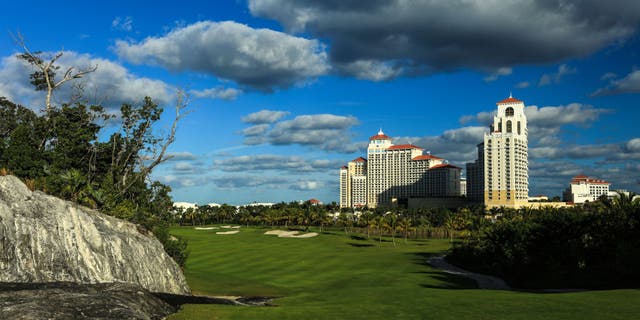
359,211,374,238
375,215,385,242
337,212,352,235
397,217,413,243
297,207,314,231
385,213,398,247
444,215,455,242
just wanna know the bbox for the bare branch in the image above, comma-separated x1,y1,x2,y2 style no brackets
13,33,98,113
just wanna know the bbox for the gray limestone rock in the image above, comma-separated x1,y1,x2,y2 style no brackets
0,282,177,320
0,175,190,295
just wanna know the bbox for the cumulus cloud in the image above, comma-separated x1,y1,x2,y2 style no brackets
515,81,530,89
241,109,290,124
395,126,488,165
214,154,343,172
525,103,608,129
591,70,640,96
241,124,270,137
240,113,363,153
190,86,241,100
249,0,640,80
0,51,172,112
115,21,329,91
460,103,610,147
338,59,404,81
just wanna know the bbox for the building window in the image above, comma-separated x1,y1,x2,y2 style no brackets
517,121,521,135
505,107,514,117
506,120,512,133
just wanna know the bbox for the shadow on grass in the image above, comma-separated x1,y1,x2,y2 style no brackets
347,242,374,247
408,252,478,289
417,272,478,289
350,235,368,241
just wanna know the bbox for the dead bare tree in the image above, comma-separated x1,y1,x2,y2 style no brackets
13,33,97,113
110,89,191,197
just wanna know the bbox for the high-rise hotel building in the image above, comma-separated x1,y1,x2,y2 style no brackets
467,95,529,208
340,130,461,208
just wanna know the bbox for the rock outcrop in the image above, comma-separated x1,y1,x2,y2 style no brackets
0,282,177,320
0,175,190,295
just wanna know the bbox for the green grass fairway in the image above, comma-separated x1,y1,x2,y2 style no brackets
168,226,640,320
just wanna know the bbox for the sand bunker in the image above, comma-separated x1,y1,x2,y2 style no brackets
216,230,240,235
194,227,218,230
264,230,318,238
221,225,241,229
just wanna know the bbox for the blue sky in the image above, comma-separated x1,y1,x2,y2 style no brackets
1,1,639,205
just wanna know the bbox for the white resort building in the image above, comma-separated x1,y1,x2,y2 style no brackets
563,175,611,204
339,130,461,208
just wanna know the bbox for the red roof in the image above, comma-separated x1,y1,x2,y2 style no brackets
412,154,443,161
429,164,461,170
340,166,347,169
387,144,422,150
497,96,522,104
308,199,321,204
351,157,367,162
570,175,610,185
369,133,391,140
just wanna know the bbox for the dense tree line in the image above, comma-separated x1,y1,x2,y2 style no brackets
0,48,188,266
173,202,484,244
448,194,640,289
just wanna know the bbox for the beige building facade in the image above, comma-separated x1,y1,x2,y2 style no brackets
482,95,529,208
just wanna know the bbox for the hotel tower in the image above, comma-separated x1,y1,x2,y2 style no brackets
482,95,529,207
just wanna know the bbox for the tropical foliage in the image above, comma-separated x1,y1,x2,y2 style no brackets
449,194,640,289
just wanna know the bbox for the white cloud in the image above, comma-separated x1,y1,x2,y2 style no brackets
115,21,330,91
241,109,290,124
241,124,270,136
592,70,640,96
190,87,242,100
166,152,198,161
0,51,172,112
239,112,362,153
290,180,323,191
515,81,530,88
337,59,404,81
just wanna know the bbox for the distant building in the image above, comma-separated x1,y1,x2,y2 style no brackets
173,202,198,210
339,129,460,208
465,143,484,202
563,175,610,203
339,157,367,208
460,178,467,197
308,199,323,205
